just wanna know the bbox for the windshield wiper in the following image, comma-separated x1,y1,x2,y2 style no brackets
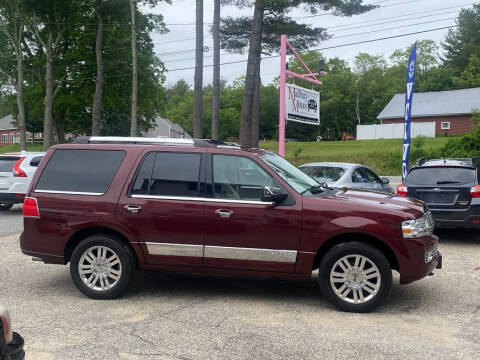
301,185,326,195
436,180,461,184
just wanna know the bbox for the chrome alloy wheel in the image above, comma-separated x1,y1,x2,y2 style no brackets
329,254,381,304
78,246,122,292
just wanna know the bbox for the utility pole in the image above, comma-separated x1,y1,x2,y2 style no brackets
130,0,138,137
211,0,220,140
193,0,203,138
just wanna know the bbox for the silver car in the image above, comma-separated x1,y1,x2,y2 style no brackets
299,162,393,193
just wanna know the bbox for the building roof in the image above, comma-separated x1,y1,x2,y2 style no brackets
0,114,16,130
378,87,480,119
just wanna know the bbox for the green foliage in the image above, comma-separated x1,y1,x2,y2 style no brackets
439,110,480,158
293,147,303,159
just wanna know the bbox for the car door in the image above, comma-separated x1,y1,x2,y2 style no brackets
203,153,302,273
116,150,206,267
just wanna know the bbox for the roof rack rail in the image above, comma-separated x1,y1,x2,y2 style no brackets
73,136,194,145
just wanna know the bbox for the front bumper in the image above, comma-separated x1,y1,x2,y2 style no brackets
0,332,25,360
399,235,442,285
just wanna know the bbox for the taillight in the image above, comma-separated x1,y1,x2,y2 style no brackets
470,185,480,198
23,197,40,218
397,184,408,196
13,157,27,177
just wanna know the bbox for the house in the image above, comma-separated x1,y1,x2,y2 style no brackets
0,114,18,147
143,117,192,139
0,114,43,147
377,87,480,135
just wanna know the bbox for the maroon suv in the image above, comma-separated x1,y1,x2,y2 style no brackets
20,137,442,312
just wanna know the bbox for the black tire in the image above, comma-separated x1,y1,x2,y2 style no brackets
70,234,135,300
0,202,13,211
318,242,392,313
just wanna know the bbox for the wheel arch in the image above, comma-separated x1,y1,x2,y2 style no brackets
64,226,142,266
311,233,399,272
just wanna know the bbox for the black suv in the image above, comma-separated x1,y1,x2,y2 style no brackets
397,157,480,229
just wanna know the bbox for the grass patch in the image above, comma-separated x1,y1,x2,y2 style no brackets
260,137,451,176
0,144,44,154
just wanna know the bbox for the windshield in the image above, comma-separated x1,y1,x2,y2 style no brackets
301,166,345,182
259,152,319,193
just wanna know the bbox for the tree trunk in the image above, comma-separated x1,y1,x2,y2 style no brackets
92,11,104,136
251,56,261,148
54,109,65,144
211,0,220,140
355,94,361,125
193,0,203,139
239,0,263,148
43,31,54,150
15,25,27,151
130,0,138,137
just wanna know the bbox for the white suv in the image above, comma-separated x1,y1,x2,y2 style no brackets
0,152,44,211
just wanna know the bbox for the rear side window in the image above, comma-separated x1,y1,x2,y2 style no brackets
0,157,19,172
131,152,201,197
406,167,476,186
36,150,125,194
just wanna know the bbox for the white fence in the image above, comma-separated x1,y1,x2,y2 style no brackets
356,122,435,140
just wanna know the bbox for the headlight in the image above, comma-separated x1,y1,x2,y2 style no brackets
402,212,434,238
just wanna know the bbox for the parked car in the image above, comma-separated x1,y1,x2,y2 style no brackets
0,304,25,360
20,137,441,313
397,157,480,229
299,162,393,193
0,152,45,211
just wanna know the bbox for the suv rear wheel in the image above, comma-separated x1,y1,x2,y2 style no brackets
70,234,134,299
318,242,392,312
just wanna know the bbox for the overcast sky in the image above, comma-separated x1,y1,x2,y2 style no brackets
144,0,472,88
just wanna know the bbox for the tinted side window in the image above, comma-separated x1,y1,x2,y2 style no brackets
36,150,125,194
150,152,201,197
213,155,273,200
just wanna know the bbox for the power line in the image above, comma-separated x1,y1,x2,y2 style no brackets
165,24,460,72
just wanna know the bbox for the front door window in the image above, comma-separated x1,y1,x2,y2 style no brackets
212,154,274,201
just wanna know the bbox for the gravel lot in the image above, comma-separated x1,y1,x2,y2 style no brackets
0,215,479,359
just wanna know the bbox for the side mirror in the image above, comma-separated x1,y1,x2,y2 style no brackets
381,177,390,185
261,186,288,204
29,157,43,167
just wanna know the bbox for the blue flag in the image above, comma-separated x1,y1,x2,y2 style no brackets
402,43,417,183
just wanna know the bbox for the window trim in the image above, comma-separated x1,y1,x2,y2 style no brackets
1,134,6,143
441,121,450,130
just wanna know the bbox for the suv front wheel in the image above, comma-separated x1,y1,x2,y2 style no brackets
70,234,135,299
318,242,392,312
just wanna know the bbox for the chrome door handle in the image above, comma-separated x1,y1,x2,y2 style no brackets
215,209,233,218
125,205,142,214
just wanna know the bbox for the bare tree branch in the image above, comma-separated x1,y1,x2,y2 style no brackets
0,16,14,44
30,12,47,50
